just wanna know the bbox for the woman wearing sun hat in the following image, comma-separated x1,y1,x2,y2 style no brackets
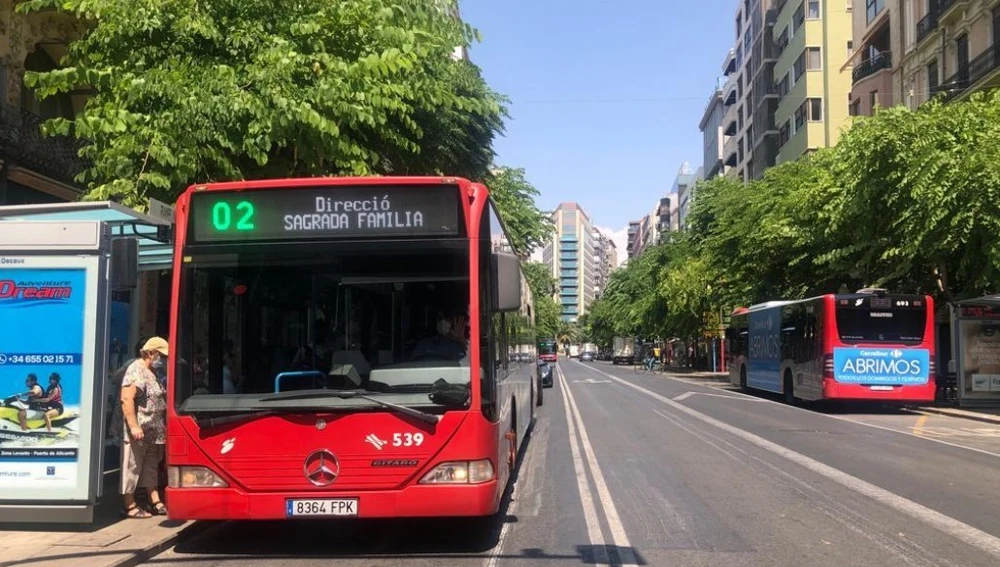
119,336,169,518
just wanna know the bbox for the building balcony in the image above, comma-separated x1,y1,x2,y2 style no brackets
852,51,892,85
931,43,1000,102
916,11,938,45
937,0,968,26
0,104,89,187
915,1,962,46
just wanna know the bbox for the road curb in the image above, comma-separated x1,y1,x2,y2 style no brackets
916,406,1000,425
108,520,219,567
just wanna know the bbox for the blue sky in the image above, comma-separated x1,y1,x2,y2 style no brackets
461,0,734,240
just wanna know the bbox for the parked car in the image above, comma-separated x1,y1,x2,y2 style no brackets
580,351,595,362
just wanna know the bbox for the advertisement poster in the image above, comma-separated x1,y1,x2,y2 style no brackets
0,267,86,489
833,347,930,385
958,320,1000,396
747,308,782,392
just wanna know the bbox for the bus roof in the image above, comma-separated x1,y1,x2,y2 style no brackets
746,300,797,311
184,175,473,194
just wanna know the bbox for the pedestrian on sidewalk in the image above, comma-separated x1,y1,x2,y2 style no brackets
119,336,169,519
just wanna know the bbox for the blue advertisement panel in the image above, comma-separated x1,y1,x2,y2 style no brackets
747,308,782,392
0,268,86,490
833,347,930,385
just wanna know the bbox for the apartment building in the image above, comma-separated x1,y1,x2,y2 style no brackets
719,0,782,182
848,0,903,115
541,203,599,322
673,163,702,231
904,0,1000,106
0,4,88,206
700,78,728,180
772,0,854,164
593,230,618,299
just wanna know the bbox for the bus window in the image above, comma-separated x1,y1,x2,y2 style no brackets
176,241,471,408
834,301,927,344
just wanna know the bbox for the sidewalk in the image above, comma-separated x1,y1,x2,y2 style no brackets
1,471,204,567
2,516,200,567
915,405,1000,425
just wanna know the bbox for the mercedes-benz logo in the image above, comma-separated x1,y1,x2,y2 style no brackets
303,449,340,487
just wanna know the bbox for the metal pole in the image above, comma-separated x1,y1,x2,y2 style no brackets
711,339,717,372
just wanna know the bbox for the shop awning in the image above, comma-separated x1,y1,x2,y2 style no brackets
0,201,173,270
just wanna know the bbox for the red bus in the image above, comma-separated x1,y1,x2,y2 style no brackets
537,338,557,363
165,176,538,520
725,290,936,403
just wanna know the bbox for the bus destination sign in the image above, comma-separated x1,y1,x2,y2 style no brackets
189,184,462,243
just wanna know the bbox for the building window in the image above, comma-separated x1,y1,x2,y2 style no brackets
794,103,806,130
808,0,821,19
866,0,884,25
927,59,938,91
807,47,822,70
847,40,853,58
808,98,823,121
794,53,806,81
869,91,878,110
793,4,805,34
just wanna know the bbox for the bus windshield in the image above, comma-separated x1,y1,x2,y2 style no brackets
537,340,556,355
834,297,927,344
174,241,472,413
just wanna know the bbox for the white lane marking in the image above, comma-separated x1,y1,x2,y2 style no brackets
557,365,638,565
650,407,968,567
556,364,610,565
588,365,1000,560
672,391,765,402
629,365,1000,460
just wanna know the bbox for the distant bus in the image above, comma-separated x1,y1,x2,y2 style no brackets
537,339,557,363
165,176,537,521
725,290,936,403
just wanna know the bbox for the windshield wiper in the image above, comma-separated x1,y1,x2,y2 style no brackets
258,389,441,425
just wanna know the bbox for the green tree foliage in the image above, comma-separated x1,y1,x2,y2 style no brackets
579,302,615,349
20,0,506,208
600,90,1000,339
826,91,1000,301
486,166,554,257
522,262,560,339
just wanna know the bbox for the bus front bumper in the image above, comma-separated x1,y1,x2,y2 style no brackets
165,480,501,520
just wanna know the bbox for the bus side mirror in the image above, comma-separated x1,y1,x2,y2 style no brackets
493,252,521,312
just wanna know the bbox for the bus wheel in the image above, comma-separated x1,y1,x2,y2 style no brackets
783,370,797,405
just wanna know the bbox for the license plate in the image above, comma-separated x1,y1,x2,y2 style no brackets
286,498,358,517
869,385,894,391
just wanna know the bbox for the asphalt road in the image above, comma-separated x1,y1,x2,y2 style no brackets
147,359,1000,566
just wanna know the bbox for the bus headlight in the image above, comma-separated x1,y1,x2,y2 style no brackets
168,466,229,488
419,460,494,484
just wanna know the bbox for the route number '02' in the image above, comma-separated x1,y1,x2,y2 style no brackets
211,201,256,232
393,433,424,447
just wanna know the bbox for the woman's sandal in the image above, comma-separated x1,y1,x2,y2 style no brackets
125,504,152,518
151,501,167,516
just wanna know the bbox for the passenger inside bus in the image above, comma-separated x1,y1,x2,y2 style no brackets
410,308,469,363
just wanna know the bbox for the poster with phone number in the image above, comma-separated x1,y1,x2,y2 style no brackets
0,267,86,489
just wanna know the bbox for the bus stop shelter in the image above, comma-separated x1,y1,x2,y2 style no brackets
950,296,1000,408
0,201,173,523
0,200,173,271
